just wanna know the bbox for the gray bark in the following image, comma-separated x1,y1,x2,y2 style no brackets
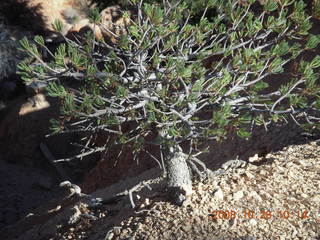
164,146,193,206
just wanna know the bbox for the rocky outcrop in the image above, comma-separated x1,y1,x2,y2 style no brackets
0,0,92,99
0,0,91,34
0,23,22,80
0,22,31,96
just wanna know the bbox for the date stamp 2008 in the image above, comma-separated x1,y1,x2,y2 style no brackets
208,209,319,221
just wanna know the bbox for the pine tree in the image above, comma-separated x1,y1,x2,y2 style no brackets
18,0,320,205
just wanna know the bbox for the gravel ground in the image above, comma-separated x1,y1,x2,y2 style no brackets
51,140,320,240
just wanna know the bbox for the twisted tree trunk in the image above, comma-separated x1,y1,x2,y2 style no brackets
164,145,193,206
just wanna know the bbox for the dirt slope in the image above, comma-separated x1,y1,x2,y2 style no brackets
50,140,320,240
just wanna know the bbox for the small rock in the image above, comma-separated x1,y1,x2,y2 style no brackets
310,141,318,146
136,223,143,231
245,171,255,179
244,236,256,240
162,231,171,239
173,219,179,226
249,219,257,226
182,224,192,232
248,164,258,170
249,191,262,202
248,154,259,163
288,170,297,179
213,188,224,200
311,195,320,203
276,235,286,240
291,229,298,238
68,206,81,225
228,218,236,228
259,169,267,175
122,229,129,235
298,159,312,167
113,227,121,235
233,190,244,200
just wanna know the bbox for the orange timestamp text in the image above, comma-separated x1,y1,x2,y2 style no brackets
209,209,310,220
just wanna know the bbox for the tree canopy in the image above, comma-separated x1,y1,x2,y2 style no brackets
18,0,320,203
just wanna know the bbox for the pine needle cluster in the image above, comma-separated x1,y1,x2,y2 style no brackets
18,0,320,169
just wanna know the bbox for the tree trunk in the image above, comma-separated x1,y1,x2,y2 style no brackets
164,145,193,205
